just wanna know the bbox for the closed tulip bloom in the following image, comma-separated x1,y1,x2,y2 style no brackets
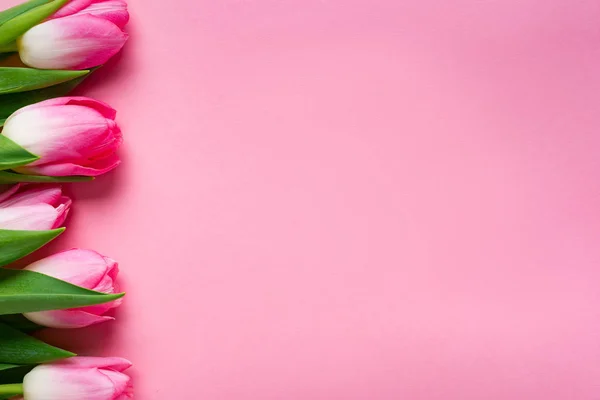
22,357,132,400
23,249,122,328
18,11,128,70
52,0,129,29
2,97,122,177
0,184,71,230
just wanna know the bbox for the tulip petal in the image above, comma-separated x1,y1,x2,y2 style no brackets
100,368,132,398
0,184,21,203
23,309,114,329
55,357,133,372
0,203,66,230
76,0,129,29
93,258,119,292
17,155,121,177
51,0,95,18
0,185,71,230
52,196,72,228
25,249,114,288
0,185,62,208
22,96,117,119
18,14,128,70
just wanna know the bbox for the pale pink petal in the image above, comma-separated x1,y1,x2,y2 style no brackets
18,14,128,70
0,204,62,230
93,258,119,292
23,309,113,329
25,249,113,288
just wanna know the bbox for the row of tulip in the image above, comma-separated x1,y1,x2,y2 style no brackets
0,0,133,399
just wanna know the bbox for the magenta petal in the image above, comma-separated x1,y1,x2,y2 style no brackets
0,184,21,203
0,186,63,208
26,97,117,119
16,156,121,177
76,0,129,29
51,0,95,18
64,97,117,119
57,357,133,372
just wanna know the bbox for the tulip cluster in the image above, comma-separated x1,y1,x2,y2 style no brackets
0,0,132,399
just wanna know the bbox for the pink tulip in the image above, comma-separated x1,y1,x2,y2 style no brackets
22,357,132,400
17,0,128,70
52,0,129,29
0,184,71,230
23,249,122,329
2,97,122,177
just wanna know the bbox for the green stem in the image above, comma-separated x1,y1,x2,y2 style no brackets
0,171,94,183
0,42,17,53
0,383,23,395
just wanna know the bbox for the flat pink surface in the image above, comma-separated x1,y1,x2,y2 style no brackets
8,0,600,398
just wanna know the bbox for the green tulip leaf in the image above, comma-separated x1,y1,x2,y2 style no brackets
0,228,64,267
0,70,89,123
0,135,38,171
0,68,89,94
0,0,69,47
0,171,94,183
0,322,74,364
0,0,53,27
0,172,93,183
0,268,125,315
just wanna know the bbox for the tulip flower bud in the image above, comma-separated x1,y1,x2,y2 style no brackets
2,97,122,177
22,357,133,400
18,4,128,70
0,184,71,230
23,249,122,329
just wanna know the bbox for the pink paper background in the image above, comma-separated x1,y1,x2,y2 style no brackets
7,0,600,398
